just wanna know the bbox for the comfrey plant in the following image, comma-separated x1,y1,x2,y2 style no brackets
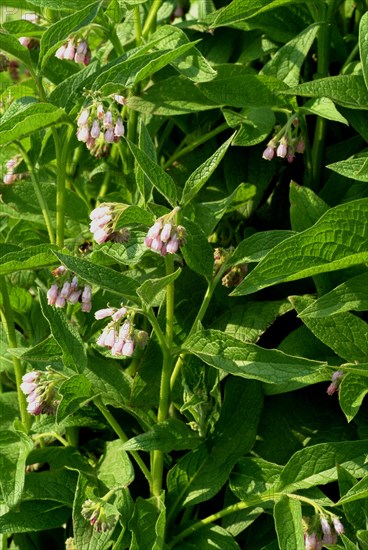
0,0,368,548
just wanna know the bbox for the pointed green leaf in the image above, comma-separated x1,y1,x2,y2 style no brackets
0,501,70,534
130,494,166,550
20,336,62,362
137,268,181,307
181,134,234,206
98,440,134,490
327,156,368,182
127,139,177,207
54,252,140,303
359,12,368,91
274,497,304,550
181,218,214,279
339,374,368,422
0,245,58,275
0,32,33,68
289,182,329,232
232,199,368,296
122,418,200,452
0,431,33,508
337,475,368,505
301,97,349,125
230,230,296,266
183,525,240,549
57,375,92,423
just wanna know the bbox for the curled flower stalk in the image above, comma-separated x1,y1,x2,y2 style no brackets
262,115,305,164
81,492,119,533
20,369,64,416
89,203,130,244
47,266,92,312
145,207,186,256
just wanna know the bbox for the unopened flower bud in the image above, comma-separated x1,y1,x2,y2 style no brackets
19,37,31,48
94,308,115,320
114,95,126,105
122,339,135,357
276,137,288,158
55,44,66,59
77,126,90,143
332,516,344,535
160,223,172,243
90,119,100,139
166,234,179,254
82,285,92,303
97,104,104,119
320,517,331,536
55,295,66,308
104,128,115,143
64,40,75,60
296,140,305,154
262,145,275,161
68,290,82,304
59,281,71,299
3,173,17,184
112,307,127,322
78,109,90,126
114,117,125,137
103,111,113,128
105,328,116,349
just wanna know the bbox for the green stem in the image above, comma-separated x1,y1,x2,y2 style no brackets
163,123,228,169
95,399,152,488
52,126,74,248
17,143,55,244
110,26,124,56
151,255,175,497
32,432,69,446
0,277,30,430
311,0,337,190
142,0,163,38
134,6,142,46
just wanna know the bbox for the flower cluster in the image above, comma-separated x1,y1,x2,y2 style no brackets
326,370,344,396
95,306,148,357
303,515,344,549
145,209,186,256
262,117,305,163
20,370,61,416
55,38,91,65
47,266,92,312
213,248,248,287
81,499,116,532
89,203,130,244
3,156,25,185
76,98,125,156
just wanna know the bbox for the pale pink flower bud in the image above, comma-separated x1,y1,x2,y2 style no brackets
47,284,59,305
97,330,108,347
22,13,39,22
262,146,275,161
114,95,126,105
320,517,331,536
166,234,179,254
70,276,79,290
3,173,17,184
276,137,287,158
55,44,66,59
78,109,90,126
59,281,71,299
83,50,91,66
81,301,92,313
105,328,116,349
103,111,113,128
111,339,124,356
119,322,131,340
52,265,67,276
94,308,115,320
64,41,75,60
296,140,305,154
93,227,110,244
144,236,153,248
27,399,42,415
19,37,31,48
68,290,81,304
315,541,323,550
304,533,318,550
104,128,115,143
151,237,163,252
114,117,125,137
323,533,337,545
287,146,295,163
55,295,66,308
97,104,104,119
111,307,127,322
122,339,134,357
86,137,96,151
77,126,90,143
74,51,86,64
160,223,172,243
332,370,343,382
90,206,110,220
6,158,18,170
147,220,163,239
332,517,344,535
161,243,168,256
90,119,100,139
82,285,92,303
76,40,88,56
20,381,37,395
22,371,39,384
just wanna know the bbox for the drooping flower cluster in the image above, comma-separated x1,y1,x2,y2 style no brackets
47,265,92,312
76,97,125,156
55,38,91,65
303,514,344,549
2,156,25,185
213,248,248,287
19,13,40,50
326,370,344,396
95,306,148,357
20,370,61,416
89,203,130,244
145,208,186,256
81,499,117,532
262,116,305,163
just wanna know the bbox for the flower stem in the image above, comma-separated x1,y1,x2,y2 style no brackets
95,399,152,489
0,277,30,431
151,255,175,497
53,125,74,248
142,0,162,38
32,432,69,446
16,143,55,244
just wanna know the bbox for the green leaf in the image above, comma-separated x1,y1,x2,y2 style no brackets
39,290,87,372
181,133,234,206
129,494,166,550
327,156,368,182
137,268,182,307
338,466,366,532
54,252,140,303
181,525,240,549
286,75,368,110
230,230,296,266
22,469,77,506
97,233,148,267
339,374,368,422
341,534,360,550
277,441,368,493
0,245,57,275
127,139,177,207
57,375,92,423
274,497,304,550
230,457,282,501
19,337,62,363
0,284,32,314
26,0,95,8
181,218,214,279
301,97,349,125
0,501,70,534
229,107,276,147
299,272,368,318
136,120,155,205
97,440,134,490
289,182,329,232
359,12,368,91
39,1,101,67
182,329,328,388
261,24,319,87
167,379,263,509
0,430,33,508
122,418,200,452
231,199,368,296
0,103,68,144
0,32,33,68
293,295,368,363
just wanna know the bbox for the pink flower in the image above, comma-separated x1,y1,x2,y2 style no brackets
90,119,101,139
114,95,126,105
55,44,66,59
22,371,39,384
19,37,31,48
332,516,344,535
97,330,108,347
104,128,115,143
103,111,113,128
105,329,116,348
77,126,90,143
94,308,115,320
262,145,275,161
82,285,92,303
27,399,42,415
78,109,90,126
90,206,110,220
147,220,163,239
320,517,331,535
111,339,124,356
68,290,81,304
55,295,66,308
151,237,163,252
3,173,17,184
64,41,75,60
59,281,71,299
112,307,127,322
94,227,110,244
97,104,104,119
296,140,305,154
20,381,37,395
47,284,59,305
166,233,179,254
114,118,125,137
81,301,92,313
160,223,172,243
276,137,287,158
122,339,134,357
119,322,131,340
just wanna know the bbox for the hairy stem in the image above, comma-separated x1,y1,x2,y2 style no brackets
142,0,162,38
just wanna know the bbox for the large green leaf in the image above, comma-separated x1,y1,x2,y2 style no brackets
232,199,368,296
230,230,296,266
274,497,304,550
0,431,33,508
57,375,92,423
0,32,33,68
137,268,182,307
121,418,200,452
359,12,368,92
0,501,70,533
289,182,329,232
180,219,214,279
339,374,368,422
97,440,134,490
0,245,57,275
129,494,166,550
327,157,368,182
